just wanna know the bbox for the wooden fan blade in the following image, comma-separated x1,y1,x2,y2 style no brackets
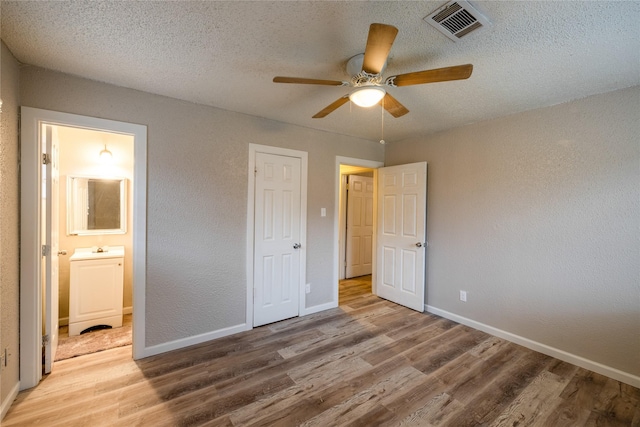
380,93,409,118
273,76,346,86
362,23,398,75
312,95,350,118
388,64,473,87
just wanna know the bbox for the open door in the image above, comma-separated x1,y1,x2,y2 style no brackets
43,124,60,372
375,162,427,312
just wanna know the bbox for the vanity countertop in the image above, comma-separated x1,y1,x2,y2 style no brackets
70,246,125,261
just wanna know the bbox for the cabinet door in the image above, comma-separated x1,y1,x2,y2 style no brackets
70,258,124,323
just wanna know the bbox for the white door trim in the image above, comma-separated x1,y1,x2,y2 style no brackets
333,157,384,304
246,144,308,327
19,107,147,390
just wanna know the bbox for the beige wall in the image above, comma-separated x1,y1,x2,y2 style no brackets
385,86,640,377
12,50,636,388
57,126,134,320
0,42,21,412
20,65,384,347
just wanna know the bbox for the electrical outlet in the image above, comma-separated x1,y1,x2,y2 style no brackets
459,290,467,302
305,283,311,294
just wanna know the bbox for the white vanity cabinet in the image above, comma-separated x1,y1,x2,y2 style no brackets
69,246,124,336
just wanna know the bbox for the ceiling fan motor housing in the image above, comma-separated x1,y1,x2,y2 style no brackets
346,53,386,84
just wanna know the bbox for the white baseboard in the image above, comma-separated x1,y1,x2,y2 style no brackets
59,306,133,326
140,301,340,359
1,381,19,421
141,322,251,358
301,301,338,316
140,303,338,359
426,305,640,388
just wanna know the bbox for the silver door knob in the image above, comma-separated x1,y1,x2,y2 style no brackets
293,243,301,249
58,250,68,255
415,242,426,248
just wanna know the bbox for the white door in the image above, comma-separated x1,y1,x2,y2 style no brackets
43,125,60,372
376,162,427,312
345,175,374,278
253,152,302,327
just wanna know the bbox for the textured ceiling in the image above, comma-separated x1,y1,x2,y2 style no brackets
2,1,639,143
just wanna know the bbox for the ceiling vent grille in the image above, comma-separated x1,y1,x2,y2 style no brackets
424,0,491,42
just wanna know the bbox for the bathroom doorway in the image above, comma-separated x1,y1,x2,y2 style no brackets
20,107,147,390
54,125,134,361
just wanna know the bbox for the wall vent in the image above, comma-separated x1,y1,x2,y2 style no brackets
424,0,491,42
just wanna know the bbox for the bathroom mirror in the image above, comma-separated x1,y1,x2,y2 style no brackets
67,176,127,235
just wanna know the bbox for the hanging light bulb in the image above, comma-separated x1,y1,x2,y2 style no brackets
349,86,386,108
99,144,113,161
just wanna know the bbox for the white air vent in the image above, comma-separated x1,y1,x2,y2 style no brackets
424,0,491,42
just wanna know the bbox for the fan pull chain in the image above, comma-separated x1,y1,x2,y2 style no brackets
380,98,385,145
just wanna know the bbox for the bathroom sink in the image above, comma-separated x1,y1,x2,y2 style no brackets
70,246,125,261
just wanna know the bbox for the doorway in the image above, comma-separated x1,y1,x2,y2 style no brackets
344,173,374,279
54,125,134,361
20,107,147,390
334,157,428,312
335,157,384,305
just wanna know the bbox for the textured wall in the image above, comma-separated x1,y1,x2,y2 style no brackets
0,42,21,410
20,66,384,347
57,127,134,320
385,86,640,376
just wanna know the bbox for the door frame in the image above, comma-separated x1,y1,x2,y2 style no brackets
19,107,147,390
333,157,384,303
246,144,308,327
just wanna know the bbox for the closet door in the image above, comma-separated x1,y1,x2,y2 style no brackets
253,152,302,327
346,175,374,278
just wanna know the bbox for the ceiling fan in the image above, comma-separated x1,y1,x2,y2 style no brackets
273,23,473,119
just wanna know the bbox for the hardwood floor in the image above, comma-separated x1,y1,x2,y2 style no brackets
4,276,639,426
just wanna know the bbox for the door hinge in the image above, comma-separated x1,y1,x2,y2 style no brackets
346,184,349,190
42,245,50,256
42,334,50,346
42,153,50,165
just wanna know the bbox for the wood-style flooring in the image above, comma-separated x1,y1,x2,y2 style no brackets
4,275,639,426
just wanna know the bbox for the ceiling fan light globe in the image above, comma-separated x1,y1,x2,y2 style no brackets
349,87,386,108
